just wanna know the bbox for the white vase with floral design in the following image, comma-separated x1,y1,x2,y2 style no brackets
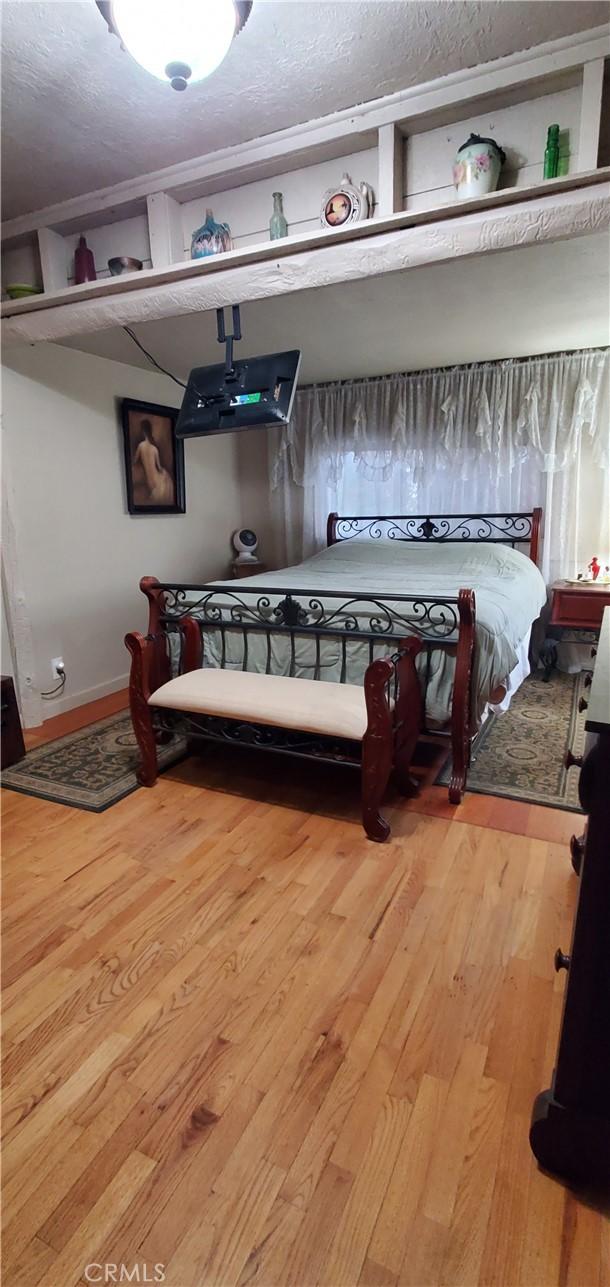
453,134,506,201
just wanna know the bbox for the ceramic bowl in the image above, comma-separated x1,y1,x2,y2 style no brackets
108,257,143,275
5,283,42,299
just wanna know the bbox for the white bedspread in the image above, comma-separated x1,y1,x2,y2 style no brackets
183,539,546,729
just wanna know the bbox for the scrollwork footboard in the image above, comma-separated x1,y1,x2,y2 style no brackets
138,575,478,803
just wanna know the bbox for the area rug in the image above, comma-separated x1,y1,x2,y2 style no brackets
1,713,186,811
435,669,587,812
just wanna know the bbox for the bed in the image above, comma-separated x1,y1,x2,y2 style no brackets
138,508,545,803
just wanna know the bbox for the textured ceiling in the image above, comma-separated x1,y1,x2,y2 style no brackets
2,0,608,220
59,234,609,383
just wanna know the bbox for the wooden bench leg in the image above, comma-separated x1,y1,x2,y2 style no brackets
133,705,159,787
362,656,396,842
125,632,158,787
361,731,392,842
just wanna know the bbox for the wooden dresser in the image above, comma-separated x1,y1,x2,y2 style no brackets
530,606,610,1186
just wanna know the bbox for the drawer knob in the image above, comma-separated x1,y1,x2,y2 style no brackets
591,646,597,659
555,949,570,972
564,750,583,770
578,697,588,713
584,673,593,688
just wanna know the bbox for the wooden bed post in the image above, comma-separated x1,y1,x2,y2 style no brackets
125,632,158,786
392,638,423,797
530,507,542,566
362,656,394,841
179,616,203,673
449,588,476,805
140,575,171,691
327,513,338,547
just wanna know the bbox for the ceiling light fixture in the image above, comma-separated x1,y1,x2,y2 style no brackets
96,0,252,90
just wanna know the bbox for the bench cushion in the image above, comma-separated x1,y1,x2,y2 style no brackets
149,667,369,741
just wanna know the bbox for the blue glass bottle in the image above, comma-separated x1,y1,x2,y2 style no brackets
191,209,232,258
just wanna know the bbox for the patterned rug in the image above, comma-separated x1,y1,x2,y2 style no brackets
1,713,186,812
436,669,587,811
3,670,586,814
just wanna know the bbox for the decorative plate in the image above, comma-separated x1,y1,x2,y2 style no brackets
564,577,610,586
320,173,372,229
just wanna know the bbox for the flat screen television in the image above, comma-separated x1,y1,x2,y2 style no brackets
175,349,302,438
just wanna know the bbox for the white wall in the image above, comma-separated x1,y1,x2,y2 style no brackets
2,343,243,723
1,581,15,677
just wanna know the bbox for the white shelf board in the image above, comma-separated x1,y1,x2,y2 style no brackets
2,170,608,329
2,174,608,354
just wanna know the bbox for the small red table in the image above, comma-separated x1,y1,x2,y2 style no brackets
550,580,610,630
541,581,610,680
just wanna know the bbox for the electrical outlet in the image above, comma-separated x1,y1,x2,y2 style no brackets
51,656,65,679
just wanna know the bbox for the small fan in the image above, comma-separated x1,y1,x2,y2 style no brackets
232,528,259,564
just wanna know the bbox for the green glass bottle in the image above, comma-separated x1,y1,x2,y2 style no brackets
269,192,288,240
544,124,560,179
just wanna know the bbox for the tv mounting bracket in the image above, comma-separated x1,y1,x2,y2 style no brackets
217,305,242,380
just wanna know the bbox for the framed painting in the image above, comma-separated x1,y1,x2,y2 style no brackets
121,398,185,515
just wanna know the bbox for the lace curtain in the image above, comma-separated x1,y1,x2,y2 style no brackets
269,349,610,582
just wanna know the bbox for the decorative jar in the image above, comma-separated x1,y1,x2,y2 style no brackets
452,134,506,201
191,209,232,258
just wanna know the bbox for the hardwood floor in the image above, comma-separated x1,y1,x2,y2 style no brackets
2,739,606,1287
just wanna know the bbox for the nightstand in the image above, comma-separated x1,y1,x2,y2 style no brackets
232,562,268,579
541,581,610,680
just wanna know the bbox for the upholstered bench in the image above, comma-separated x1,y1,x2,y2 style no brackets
150,668,374,741
125,626,423,842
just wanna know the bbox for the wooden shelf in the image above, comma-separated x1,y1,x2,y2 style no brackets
2,169,608,327
1,24,607,312
2,23,607,251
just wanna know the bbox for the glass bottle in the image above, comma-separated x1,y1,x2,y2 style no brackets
269,192,288,240
543,124,560,180
74,235,96,284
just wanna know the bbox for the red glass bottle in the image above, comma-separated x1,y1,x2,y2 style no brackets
74,236,96,284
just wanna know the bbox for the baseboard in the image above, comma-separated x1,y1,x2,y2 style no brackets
29,672,130,725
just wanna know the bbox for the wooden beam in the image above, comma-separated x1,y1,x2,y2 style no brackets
2,170,608,323
2,177,607,348
578,59,605,171
377,125,404,218
37,228,68,294
0,454,42,728
146,193,185,269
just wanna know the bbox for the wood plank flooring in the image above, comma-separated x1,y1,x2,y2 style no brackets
2,744,606,1287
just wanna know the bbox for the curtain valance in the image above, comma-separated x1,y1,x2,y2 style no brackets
271,350,609,491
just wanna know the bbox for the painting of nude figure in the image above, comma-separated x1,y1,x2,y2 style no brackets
121,399,185,514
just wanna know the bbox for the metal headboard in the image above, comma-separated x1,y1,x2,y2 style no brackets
327,509,542,564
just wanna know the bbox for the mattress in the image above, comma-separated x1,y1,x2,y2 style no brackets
173,539,546,730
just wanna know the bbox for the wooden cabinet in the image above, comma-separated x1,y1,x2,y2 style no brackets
1,675,25,768
530,607,610,1187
